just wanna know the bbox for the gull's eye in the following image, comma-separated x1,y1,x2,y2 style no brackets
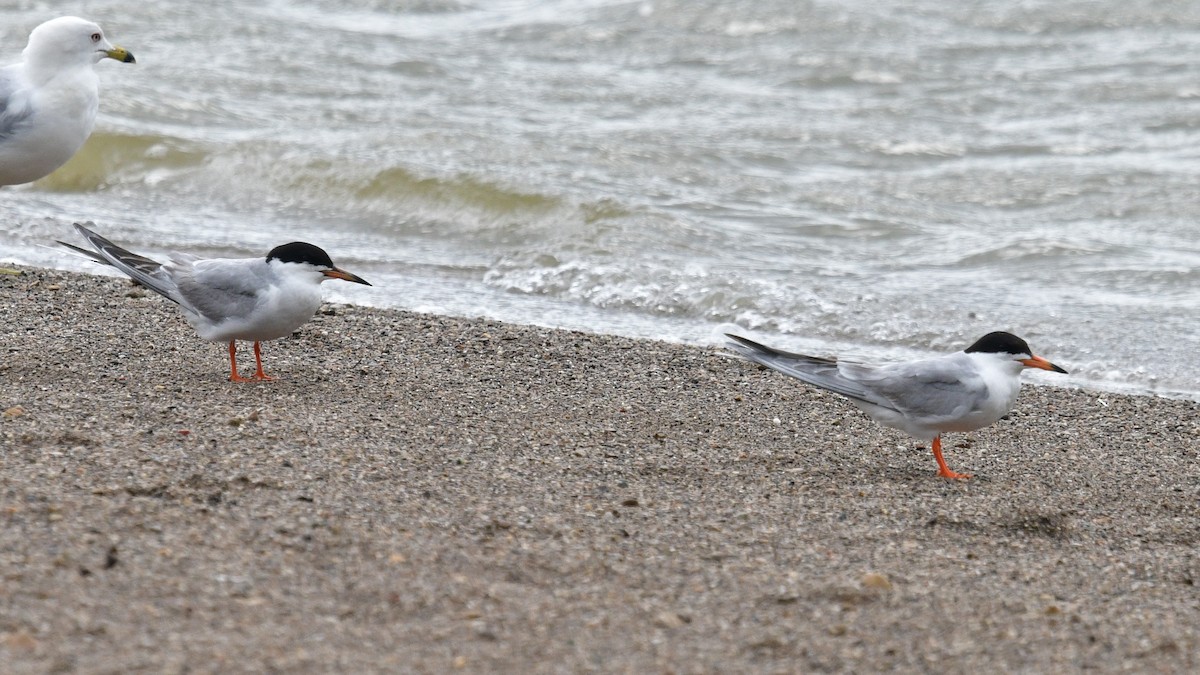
91,33,102,42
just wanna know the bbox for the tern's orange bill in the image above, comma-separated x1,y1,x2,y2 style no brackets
1021,355,1068,374
322,268,371,285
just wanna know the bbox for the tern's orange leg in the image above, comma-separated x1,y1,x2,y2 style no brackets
931,436,972,480
228,341,255,382
251,341,274,381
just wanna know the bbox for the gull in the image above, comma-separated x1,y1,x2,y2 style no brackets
1,16,135,186
60,222,371,382
726,331,1068,479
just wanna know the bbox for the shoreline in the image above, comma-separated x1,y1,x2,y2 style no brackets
2,264,1199,672
10,257,1195,404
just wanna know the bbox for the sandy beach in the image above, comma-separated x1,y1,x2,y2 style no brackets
2,264,1198,673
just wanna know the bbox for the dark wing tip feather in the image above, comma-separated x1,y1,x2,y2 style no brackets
725,333,836,364
724,333,897,411
57,240,109,264
65,222,184,306
71,222,163,275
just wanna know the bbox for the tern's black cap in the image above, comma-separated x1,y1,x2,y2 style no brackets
266,242,335,268
964,331,1032,356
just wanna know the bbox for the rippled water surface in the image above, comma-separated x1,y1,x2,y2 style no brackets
3,1,1200,397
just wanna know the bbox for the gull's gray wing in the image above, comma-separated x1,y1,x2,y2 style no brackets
840,354,987,420
725,334,900,412
0,63,33,140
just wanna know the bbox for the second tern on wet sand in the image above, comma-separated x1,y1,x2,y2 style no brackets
726,331,1068,479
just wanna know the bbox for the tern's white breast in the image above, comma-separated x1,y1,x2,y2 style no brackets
184,261,326,343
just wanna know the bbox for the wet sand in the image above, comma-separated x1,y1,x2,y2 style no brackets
2,265,1198,673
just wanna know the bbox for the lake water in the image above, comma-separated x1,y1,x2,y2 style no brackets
3,1,1199,399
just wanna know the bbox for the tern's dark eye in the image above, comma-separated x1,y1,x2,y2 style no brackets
91,32,102,42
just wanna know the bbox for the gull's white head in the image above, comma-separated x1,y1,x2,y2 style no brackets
22,16,135,69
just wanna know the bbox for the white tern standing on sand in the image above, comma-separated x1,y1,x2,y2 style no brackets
726,331,1068,479
61,222,372,382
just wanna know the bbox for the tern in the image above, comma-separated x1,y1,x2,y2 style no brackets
726,331,1068,479
0,17,135,186
60,222,371,382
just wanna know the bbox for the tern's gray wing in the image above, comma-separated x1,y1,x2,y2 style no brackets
0,64,32,140
61,223,186,306
725,334,900,412
840,354,986,420
171,258,269,325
